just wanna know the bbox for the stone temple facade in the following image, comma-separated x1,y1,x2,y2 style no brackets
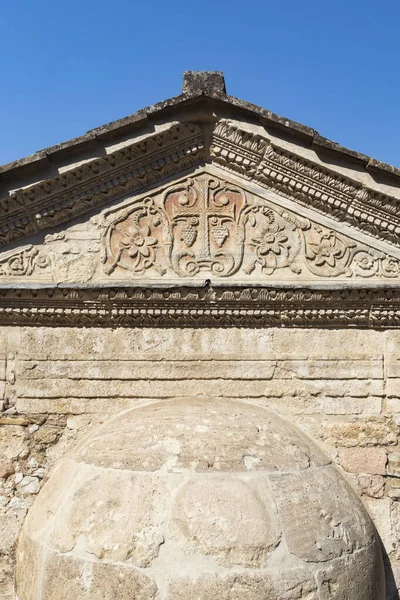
1,71,400,598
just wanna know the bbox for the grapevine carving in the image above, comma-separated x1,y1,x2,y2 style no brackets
103,173,400,280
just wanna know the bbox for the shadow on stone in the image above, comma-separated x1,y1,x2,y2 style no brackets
382,542,399,600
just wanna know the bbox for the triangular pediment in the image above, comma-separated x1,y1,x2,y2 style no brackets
2,73,400,327
2,165,400,286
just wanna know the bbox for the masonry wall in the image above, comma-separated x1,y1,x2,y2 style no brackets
1,326,400,599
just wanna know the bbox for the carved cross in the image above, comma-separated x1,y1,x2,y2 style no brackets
171,178,235,261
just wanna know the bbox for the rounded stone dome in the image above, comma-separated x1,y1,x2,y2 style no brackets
17,398,384,599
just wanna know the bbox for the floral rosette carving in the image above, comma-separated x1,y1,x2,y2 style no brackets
303,227,356,277
243,206,308,276
244,208,290,275
349,250,400,278
103,199,167,276
349,251,380,278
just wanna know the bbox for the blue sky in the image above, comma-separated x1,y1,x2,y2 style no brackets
1,0,399,167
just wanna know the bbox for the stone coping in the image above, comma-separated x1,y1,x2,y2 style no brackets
1,81,399,184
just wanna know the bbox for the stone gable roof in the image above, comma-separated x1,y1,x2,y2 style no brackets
2,72,400,328
2,72,400,253
2,71,399,184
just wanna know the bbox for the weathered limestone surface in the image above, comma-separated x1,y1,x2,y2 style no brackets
16,399,384,599
2,71,400,599
0,326,398,598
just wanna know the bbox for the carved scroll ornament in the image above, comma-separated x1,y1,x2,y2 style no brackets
0,246,50,277
102,174,400,280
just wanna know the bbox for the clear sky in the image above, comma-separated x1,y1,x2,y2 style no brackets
1,0,399,167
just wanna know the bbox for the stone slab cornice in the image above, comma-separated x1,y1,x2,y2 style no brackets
1,283,400,328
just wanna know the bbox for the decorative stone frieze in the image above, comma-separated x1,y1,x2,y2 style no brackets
1,285,400,328
0,246,50,277
102,171,400,281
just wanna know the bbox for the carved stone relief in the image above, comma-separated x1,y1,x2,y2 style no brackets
2,170,400,285
0,123,203,248
210,120,400,248
0,246,50,277
103,176,248,278
102,173,400,281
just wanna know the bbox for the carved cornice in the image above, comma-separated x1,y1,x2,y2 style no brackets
0,123,204,248
2,117,400,264
211,121,400,249
1,285,400,328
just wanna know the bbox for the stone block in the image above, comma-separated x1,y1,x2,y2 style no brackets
385,379,400,398
18,359,277,381
316,545,384,600
358,475,385,499
386,477,400,500
19,327,275,361
0,358,5,381
363,497,393,553
387,453,400,478
274,359,383,380
322,419,398,447
385,331,400,358
164,570,317,600
269,465,376,562
264,396,381,416
273,329,384,360
49,471,167,567
0,462,14,480
391,502,400,553
384,397,400,413
339,447,387,475
40,550,158,600
4,328,20,353
15,397,136,415
0,329,9,354
0,425,28,461
15,377,385,400
386,360,400,378
17,477,40,495
170,475,280,568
